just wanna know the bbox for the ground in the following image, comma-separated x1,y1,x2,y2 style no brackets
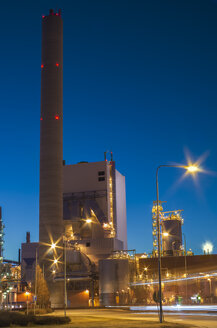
50,308,217,328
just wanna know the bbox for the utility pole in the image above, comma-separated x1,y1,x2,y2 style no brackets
34,248,38,315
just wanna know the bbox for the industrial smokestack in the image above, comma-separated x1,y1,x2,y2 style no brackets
39,9,63,307
26,232,30,243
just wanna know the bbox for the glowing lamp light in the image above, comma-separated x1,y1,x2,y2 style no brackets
186,165,199,173
52,270,56,274
85,289,89,294
163,232,169,237
51,243,56,249
55,115,59,120
25,291,30,296
54,259,58,264
86,219,92,224
202,241,213,254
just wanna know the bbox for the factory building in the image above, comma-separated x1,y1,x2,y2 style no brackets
63,158,127,251
134,253,217,305
36,8,128,308
19,8,217,309
21,232,38,283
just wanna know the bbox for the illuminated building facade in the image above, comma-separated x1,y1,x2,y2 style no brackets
63,158,127,253
132,254,217,305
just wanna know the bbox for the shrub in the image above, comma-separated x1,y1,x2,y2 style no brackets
0,311,70,326
27,308,53,315
33,315,71,325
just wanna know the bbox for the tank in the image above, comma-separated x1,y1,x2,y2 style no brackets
162,219,182,256
99,258,129,306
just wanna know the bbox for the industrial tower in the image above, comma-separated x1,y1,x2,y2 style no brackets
39,9,64,307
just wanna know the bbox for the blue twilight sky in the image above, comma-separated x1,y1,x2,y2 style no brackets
1,0,217,261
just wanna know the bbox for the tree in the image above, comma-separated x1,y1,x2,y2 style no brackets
32,265,50,308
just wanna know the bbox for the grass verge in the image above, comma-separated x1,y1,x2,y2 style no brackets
61,315,194,328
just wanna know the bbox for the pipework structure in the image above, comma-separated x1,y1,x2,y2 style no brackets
39,9,64,307
152,202,183,257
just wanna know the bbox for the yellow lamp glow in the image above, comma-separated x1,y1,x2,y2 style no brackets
54,259,58,264
186,165,199,173
51,243,56,249
86,219,92,223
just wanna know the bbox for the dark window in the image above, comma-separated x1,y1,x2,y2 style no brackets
98,177,105,182
98,171,105,176
86,242,90,247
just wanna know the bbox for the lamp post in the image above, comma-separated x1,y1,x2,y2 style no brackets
25,291,29,315
207,278,212,299
156,164,199,323
34,247,38,315
51,237,67,317
63,235,67,317
183,233,188,304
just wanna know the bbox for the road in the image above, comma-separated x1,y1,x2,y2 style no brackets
53,307,217,328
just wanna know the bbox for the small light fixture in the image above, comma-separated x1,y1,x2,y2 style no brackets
186,165,199,173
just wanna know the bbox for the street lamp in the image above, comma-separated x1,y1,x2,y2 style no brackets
207,278,212,299
50,237,67,317
183,233,188,303
156,164,199,323
25,291,30,315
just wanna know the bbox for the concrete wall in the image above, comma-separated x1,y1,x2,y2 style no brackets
115,170,127,249
21,242,38,283
99,258,129,306
63,162,107,193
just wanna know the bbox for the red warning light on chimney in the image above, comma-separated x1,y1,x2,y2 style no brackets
55,115,59,120
40,117,43,121
41,64,44,68
56,63,59,67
